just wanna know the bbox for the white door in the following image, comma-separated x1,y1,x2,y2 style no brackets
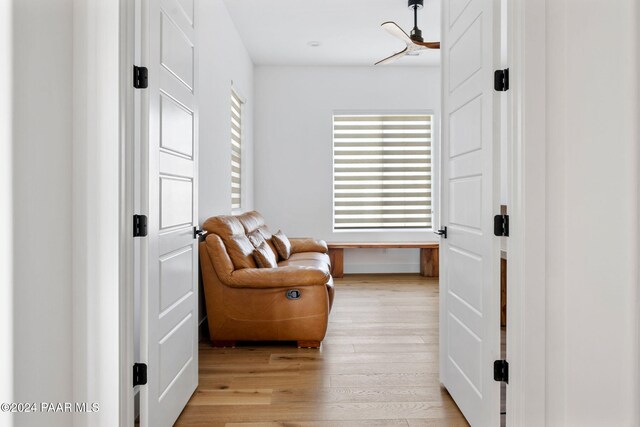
140,0,199,425
439,0,501,425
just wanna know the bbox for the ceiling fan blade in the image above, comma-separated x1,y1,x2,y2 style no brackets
413,40,441,49
381,21,412,44
375,47,408,66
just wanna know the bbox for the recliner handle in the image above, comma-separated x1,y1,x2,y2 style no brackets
286,289,301,300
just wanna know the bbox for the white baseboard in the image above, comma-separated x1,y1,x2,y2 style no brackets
344,263,420,274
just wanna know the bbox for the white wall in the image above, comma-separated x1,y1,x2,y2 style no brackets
198,0,254,222
10,1,74,426
0,0,14,425
254,66,440,273
4,1,123,426
543,0,639,425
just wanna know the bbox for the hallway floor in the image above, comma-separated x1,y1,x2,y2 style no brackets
175,274,468,426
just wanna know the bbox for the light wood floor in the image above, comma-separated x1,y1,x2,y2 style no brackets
175,274,469,427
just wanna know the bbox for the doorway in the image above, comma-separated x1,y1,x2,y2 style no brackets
120,0,540,427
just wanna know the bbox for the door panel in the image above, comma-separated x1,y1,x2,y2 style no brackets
160,177,193,228
450,96,483,156
440,0,501,425
159,247,194,312
160,13,194,89
160,94,194,157
141,0,198,425
449,17,483,91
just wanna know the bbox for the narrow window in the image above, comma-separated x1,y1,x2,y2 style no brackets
333,113,433,230
231,88,243,211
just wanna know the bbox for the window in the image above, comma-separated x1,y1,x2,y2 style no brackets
231,88,243,211
333,113,433,230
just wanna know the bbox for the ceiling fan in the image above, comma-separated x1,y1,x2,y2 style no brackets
375,0,440,65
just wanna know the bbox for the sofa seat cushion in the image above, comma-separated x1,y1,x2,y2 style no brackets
277,259,330,275
288,252,331,266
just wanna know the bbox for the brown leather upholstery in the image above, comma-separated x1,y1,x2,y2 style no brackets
252,241,278,268
200,211,334,344
238,211,280,258
247,229,265,248
290,238,329,254
272,230,292,259
325,277,335,312
237,210,266,234
278,259,330,275
203,215,257,269
203,215,245,238
226,235,258,269
288,252,331,265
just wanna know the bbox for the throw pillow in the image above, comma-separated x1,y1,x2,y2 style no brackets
257,226,280,259
247,229,266,248
271,230,292,260
252,241,278,268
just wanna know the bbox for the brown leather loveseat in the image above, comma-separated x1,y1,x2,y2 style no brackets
199,211,334,348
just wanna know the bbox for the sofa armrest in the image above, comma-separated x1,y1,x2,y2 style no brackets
225,266,330,289
289,238,328,254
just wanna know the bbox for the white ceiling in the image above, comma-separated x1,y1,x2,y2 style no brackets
222,0,441,67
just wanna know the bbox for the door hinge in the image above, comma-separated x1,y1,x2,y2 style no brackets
494,360,509,383
494,68,509,91
133,66,148,89
133,215,148,237
493,214,509,237
133,363,148,387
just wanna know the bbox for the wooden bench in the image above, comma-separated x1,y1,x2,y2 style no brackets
327,242,440,278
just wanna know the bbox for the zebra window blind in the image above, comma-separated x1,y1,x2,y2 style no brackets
231,88,243,211
333,113,433,230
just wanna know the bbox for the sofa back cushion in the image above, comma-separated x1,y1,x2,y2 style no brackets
237,211,266,234
203,215,257,270
203,215,245,238
240,213,280,258
252,241,278,268
225,235,258,269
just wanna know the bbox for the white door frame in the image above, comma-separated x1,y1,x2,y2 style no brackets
120,0,137,425
505,0,547,425
71,0,135,426
83,0,551,425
